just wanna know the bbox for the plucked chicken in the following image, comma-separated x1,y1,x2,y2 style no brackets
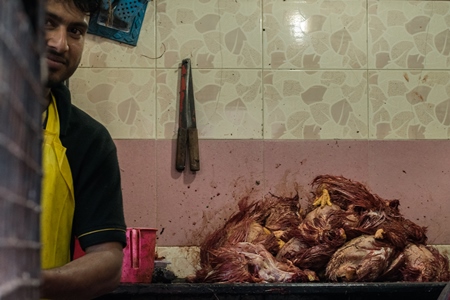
325,233,400,282
198,242,318,283
190,174,450,284
311,175,427,248
192,194,304,283
277,204,347,273
401,244,450,282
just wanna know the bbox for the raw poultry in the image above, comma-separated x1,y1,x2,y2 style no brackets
188,175,450,283
197,242,318,283
192,194,306,282
325,234,400,282
276,204,347,273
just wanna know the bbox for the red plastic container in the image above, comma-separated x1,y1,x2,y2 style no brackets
72,227,157,283
121,227,157,283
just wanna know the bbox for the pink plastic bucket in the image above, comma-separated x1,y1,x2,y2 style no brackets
121,227,157,283
72,227,157,283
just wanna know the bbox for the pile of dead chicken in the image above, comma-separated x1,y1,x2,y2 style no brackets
188,175,450,283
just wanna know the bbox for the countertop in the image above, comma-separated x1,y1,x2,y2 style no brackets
95,281,449,300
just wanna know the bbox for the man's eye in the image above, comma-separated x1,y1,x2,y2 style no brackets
45,19,55,28
69,28,83,37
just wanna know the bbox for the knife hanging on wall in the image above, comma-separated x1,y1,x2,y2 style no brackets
175,58,200,172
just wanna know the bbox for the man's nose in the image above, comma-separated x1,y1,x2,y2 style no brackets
47,27,69,53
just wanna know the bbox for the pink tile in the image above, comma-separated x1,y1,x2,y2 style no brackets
115,140,157,228
117,139,450,246
262,140,370,207
264,140,450,245
368,141,450,245
155,140,264,246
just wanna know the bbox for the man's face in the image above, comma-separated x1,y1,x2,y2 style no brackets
45,0,88,87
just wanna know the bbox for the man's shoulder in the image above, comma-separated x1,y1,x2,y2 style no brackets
64,104,116,155
69,104,109,135
60,99,118,179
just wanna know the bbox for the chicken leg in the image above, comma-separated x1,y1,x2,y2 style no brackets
313,188,332,208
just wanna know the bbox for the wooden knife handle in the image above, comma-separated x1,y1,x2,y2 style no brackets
188,127,200,171
175,127,187,172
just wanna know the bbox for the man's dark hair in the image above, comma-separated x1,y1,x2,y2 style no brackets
72,0,101,16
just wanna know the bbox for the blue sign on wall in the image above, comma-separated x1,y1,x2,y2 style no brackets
88,0,150,46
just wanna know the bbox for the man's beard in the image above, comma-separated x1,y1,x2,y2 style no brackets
45,49,73,88
46,77,60,89
45,69,73,88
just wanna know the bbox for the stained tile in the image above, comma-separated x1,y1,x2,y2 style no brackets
368,70,450,139
157,69,263,139
149,139,450,246
156,246,200,278
263,70,368,139
155,139,264,246
70,68,156,139
115,140,157,228
263,0,367,69
263,139,450,245
368,0,450,69
262,140,370,207
156,0,262,69
367,140,450,245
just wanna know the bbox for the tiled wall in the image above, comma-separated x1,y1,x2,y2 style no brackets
70,0,450,276
73,0,450,140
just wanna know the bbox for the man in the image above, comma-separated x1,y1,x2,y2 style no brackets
40,0,126,299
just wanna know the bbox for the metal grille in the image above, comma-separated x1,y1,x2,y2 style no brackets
0,0,44,299
97,0,148,33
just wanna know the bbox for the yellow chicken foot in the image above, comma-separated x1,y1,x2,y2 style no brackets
313,188,332,208
271,230,286,248
374,228,385,239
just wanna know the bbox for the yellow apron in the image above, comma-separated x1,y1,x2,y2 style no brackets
41,95,75,269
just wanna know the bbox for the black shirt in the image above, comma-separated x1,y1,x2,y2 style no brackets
51,83,126,251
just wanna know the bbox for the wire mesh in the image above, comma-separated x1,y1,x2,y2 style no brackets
97,0,147,32
0,0,44,299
